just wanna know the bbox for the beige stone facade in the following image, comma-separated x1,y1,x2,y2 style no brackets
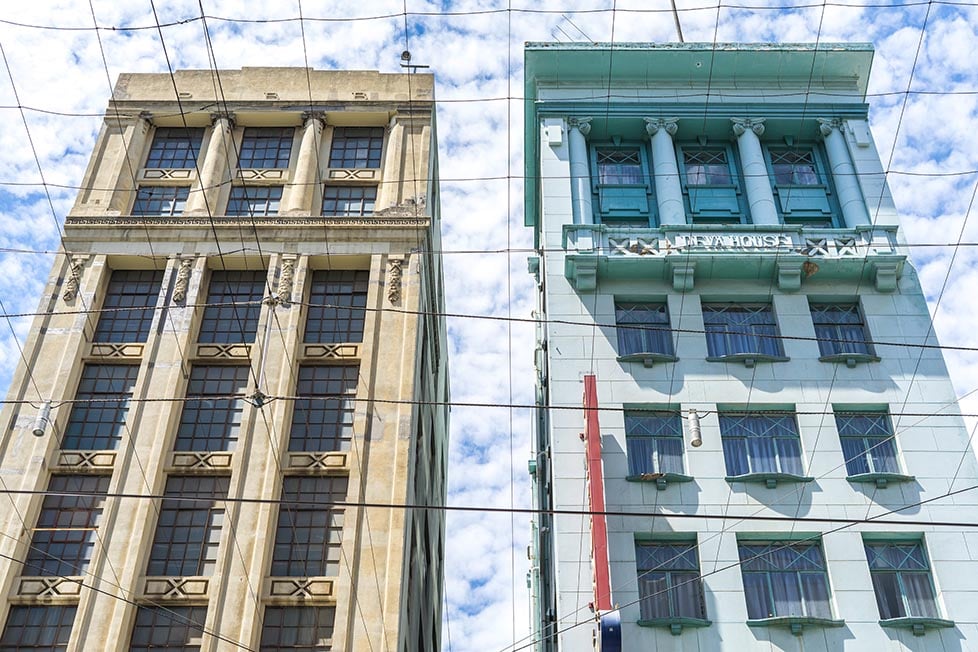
0,68,448,651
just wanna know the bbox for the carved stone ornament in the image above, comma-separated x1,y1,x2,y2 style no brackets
387,258,404,304
817,117,843,138
172,258,193,303
569,116,592,137
209,111,236,128
62,257,86,302
731,117,766,138
276,258,295,305
644,117,679,137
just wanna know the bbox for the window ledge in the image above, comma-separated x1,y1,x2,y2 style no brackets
726,472,814,489
706,353,789,367
819,353,880,368
879,616,954,636
626,472,694,490
617,353,678,367
747,616,845,635
846,472,915,489
637,617,711,635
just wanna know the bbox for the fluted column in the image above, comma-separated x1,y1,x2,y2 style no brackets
644,117,685,225
818,118,870,227
731,117,778,225
185,112,235,215
567,117,593,225
281,112,325,214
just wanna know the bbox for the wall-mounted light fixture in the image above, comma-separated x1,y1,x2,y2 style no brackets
32,401,52,437
687,408,702,448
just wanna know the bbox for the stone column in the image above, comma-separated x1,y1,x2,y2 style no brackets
818,118,870,227
185,112,235,215
281,112,325,215
644,117,685,225
731,117,778,225
71,114,151,215
567,117,593,225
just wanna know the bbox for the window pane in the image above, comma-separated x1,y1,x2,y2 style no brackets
260,606,335,651
702,304,783,357
129,606,207,652
93,270,163,343
198,270,266,344
810,303,871,356
174,366,249,451
865,542,940,620
0,605,76,651
63,364,139,450
25,475,110,576
238,127,294,169
271,476,348,577
145,128,203,169
225,185,283,216
836,412,899,475
871,572,906,619
614,303,672,356
770,150,819,185
596,148,643,184
328,127,384,168
625,411,683,476
132,186,189,216
684,149,730,184
739,542,831,619
147,476,229,576
719,413,803,476
289,365,358,452
635,542,705,619
322,186,377,216
304,270,369,344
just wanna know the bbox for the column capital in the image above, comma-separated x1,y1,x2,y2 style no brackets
301,110,327,126
568,117,592,137
731,117,766,137
817,117,844,137
209,112,236,128
644,117,679,137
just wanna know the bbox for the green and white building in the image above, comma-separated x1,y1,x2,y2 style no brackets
525,42,978,651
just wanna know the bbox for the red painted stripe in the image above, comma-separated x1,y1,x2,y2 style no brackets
583,374,612,611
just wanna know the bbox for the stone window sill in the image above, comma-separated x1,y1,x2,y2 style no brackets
846,472,915,489
626,472,694,491
706,353,789,367
879,616,955,636
618,352,678,367
637,616,711,635
725,472,815,489
819,352,880,368
747,616,845,635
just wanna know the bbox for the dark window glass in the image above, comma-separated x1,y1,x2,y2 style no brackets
596,148,643,184
198,270,266,344
174,366,249,452
225,186,282,217
147,476,229,576
145,128,204,169
0,605,77,651
615,302,673,357
321,186,377,216
865,541,940,619
289,366,358,453
129,606,207,652
132,186,189,216
739,541,832,619
328,127,384,168
238,127,294,169
304,271,368,344
635,542,706,620
702,303,783,357
811,303,871,356
25,474,110,576
271,476,348,577
62,364,139,450
836,412,899,476
720,412,803,477
684,149,731,184
93,270,163,343
625,411,683,476
771,149,820,185
260,606,335,651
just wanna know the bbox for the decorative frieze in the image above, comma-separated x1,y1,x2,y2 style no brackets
302,343,359,359
195,343,251,359
327,168,379,181
19,577,82,597
170,451,233,470
143,577,209,599
88,343,144,358
286,451,348,472
268,578,335,601
57,451,115,470
66,216,429,228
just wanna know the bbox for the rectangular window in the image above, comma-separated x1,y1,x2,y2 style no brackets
591,145,651,222
174,365,249,452
132,186,189,216
684,149,731,185
0,605,77,651
93,270,163,343
145,128,204,169
739,541,832,619
615,302,673,358
260,606,335,651
625,411,684,476
198,270,266,344
304,270,368,344
635,541,706,620
836,411,899,476
129,606,207,652
271,476,348,577
770,150,820,185
865,541,940,619
703,303,783,358
62,364,139,450
25,474,110,576
225,185,282,217
237,127,294,169
147,476,229,576
810,303,872,357
720,412,804,477
322,186,377,216
289,365,358,453
328,127,384,168
596,148,644,184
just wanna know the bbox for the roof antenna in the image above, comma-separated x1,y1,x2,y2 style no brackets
561,14,595,43
671,0,685,43
400,50,430,73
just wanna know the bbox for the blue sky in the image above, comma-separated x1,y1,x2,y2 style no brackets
0,2,977,650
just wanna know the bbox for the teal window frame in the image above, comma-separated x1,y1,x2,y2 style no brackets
677,143,746,223
764,144,841,226
614,302,675,360
635,541,708,621
625,411,685,477
739,540,834,620
865,540,943,621
835,411,901,476
589,142,655,225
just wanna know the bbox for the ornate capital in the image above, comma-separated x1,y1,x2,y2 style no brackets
644,117,679,137
209,112,236,128
171,258,194,304
731,117,766,138
301,110,327,127
817,117,843,138
568,117,592,137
